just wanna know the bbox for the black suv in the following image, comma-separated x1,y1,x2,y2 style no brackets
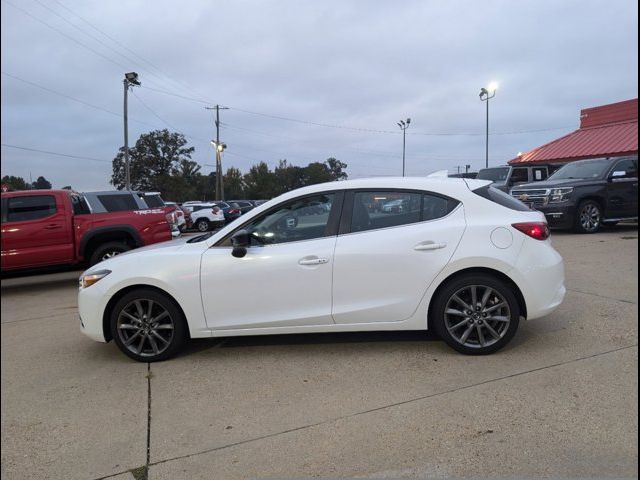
510,156,638,233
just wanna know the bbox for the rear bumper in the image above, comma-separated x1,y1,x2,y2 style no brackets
511,237,566,320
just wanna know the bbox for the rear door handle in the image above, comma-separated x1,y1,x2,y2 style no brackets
298,257,329,266
414,241,447,251
44,224,62,230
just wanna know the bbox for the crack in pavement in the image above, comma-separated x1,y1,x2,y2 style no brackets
146,343,638,469
566,287,638,305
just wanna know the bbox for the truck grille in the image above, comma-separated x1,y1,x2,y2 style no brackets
511,189,549,209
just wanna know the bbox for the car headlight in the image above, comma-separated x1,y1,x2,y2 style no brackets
549,187,573,203
79,269,111,289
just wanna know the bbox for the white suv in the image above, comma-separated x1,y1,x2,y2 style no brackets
181,203,225,232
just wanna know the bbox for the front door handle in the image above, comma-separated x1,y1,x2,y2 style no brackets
298,257,329,266
414,241,447,251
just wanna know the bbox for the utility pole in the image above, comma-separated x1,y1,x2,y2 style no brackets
205,105,228,200
397,118,411,176
479,83,497,169
123,72,140,190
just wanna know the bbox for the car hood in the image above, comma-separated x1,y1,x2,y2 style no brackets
514,178,604,190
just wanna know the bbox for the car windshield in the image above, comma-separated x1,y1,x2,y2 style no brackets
548,159,611,180
477,167,510,182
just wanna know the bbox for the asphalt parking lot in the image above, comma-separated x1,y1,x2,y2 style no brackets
1,226,638,480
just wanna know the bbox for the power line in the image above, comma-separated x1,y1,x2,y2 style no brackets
131,90,176,130
1,143,111,163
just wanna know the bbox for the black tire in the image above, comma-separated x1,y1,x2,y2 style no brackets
110,288,188,362
574,200,602,234
194,218,210,232
89,242,132,266
431,274,520,355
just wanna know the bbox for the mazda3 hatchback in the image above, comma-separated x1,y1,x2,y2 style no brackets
79,177,565,361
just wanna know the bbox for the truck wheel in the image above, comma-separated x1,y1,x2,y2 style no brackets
574,200,602,234
195,219,210,232
89,242,131,266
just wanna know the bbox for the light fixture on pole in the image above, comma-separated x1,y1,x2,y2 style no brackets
479,82,497,169
397,118,411,176
210,140,227,201
123,72,141,190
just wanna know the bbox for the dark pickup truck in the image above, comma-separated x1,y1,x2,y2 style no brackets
510,156,638,233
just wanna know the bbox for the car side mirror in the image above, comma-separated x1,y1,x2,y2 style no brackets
610,171,626,180
231,229,250,258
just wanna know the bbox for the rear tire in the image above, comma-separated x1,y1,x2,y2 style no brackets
195,218,210,232
432,274,520,355
89,242,131,266
574,200,602,233
110,288,188,362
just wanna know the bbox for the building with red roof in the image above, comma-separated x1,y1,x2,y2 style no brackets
508,98,638,166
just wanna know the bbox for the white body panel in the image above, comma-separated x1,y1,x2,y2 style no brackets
78,177,566,346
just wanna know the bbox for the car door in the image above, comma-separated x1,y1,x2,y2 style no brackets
200,192,341,330
1,194,74,270
607,158,638,218
332,190,465,324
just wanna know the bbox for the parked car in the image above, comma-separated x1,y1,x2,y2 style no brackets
83,190,180,237
226,200,255,215
477,165,556,192
381,199,408,213
510,156,638,233
78,177,565,361
1,189,174,271
181,203,225,232
164,202,188,232
449,172,478,179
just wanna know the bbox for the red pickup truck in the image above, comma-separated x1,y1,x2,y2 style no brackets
1,189,173,271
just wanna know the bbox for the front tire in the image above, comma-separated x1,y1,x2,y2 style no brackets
432,274,520,355
574,200,602,233
110,289,188,362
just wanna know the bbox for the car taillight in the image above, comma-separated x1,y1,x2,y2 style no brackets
166,212,177,224
512,222,550,241
229,209,240,214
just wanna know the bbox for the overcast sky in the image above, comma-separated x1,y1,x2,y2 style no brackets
1,0,638,191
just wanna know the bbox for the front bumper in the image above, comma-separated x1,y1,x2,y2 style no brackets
535,203,576,229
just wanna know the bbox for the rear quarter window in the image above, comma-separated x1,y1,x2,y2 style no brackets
473,185,530,211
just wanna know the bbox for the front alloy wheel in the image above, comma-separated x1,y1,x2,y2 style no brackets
575,200,602,233
196,219,210,232
111,289,187,362
433,274,520,355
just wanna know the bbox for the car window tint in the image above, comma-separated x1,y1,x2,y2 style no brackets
97,194,138,212
140,194,165,208
423,194,459,221
510,168,529,183
613,158,638,178
244,194,335,245
7,195,57,222
351,191,422,233
71,195,91,215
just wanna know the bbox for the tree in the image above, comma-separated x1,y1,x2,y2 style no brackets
244,162,277,199
223,167,245,199
273,160,307,196
111,129,195,193
303,162,334,185
1,175,28,191
326,157,348,180
32,176,52,189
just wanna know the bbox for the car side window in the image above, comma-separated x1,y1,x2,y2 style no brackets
532,167,548,181
97,194,138,212
242,193,335,245
510,168,529,184
6,195,57,222
350,191,457,233
612,159,638,179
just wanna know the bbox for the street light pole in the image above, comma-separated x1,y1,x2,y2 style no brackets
479,82,497,169
397,118,411,176
205,104,229,200
123,72,140,190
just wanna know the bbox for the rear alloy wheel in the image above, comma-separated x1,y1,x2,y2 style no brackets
195,219,210,232
575,200,602,233
89,242,131,266
110,289,187,362
433,274,520,355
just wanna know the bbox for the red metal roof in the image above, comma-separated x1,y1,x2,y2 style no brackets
509,98,638,165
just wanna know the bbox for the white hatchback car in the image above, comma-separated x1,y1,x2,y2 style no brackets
79,177,565,362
